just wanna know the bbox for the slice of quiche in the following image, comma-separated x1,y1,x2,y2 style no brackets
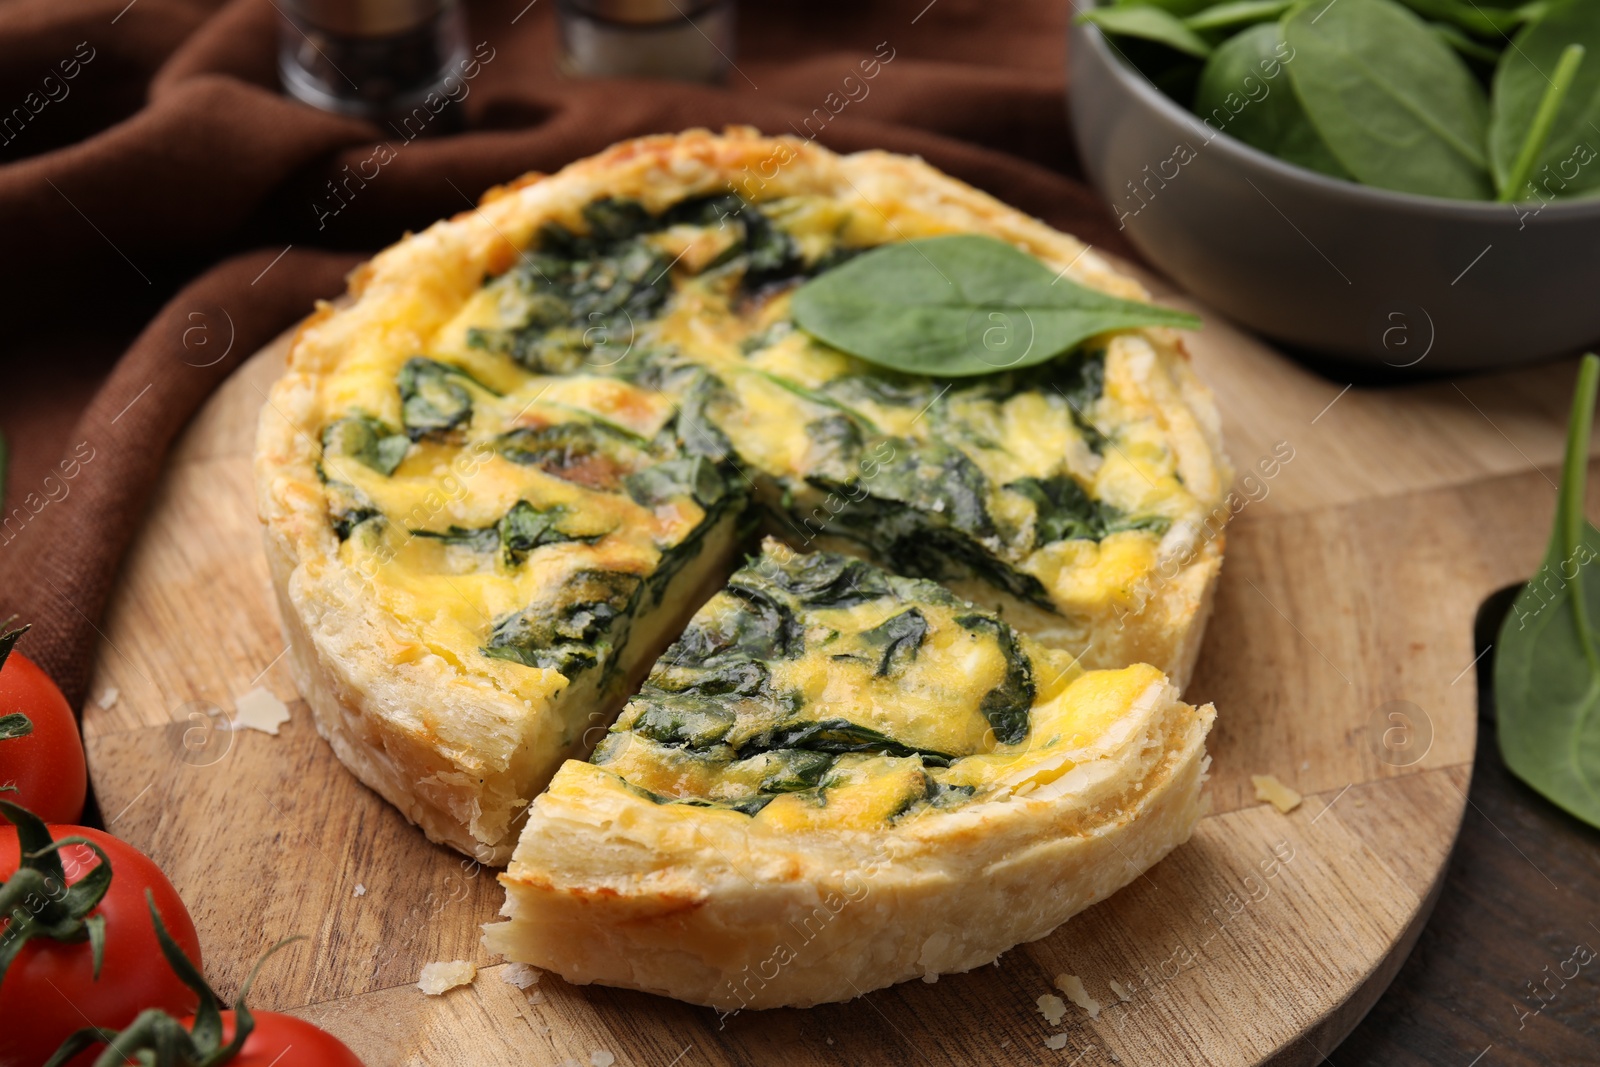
255,128,1230,863
484,540,1215,1007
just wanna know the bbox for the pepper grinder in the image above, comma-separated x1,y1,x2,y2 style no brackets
557,0,735,83
278,0,469,123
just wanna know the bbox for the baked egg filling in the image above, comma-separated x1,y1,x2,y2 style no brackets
307,191,1214,708
577,540,1168,826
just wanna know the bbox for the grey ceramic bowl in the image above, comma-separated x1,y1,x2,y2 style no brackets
1068,19,1600,372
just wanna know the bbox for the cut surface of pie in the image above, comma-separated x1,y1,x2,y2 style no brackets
484,540,1215,1007
254,128,1230,879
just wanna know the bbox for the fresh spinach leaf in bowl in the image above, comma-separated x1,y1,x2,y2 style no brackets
1079,0,1600,203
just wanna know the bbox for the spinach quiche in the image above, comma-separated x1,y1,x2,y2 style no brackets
484,540,1214,1006
255,128,1230,872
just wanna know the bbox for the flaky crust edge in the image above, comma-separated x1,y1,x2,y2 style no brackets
486,679,1215,1008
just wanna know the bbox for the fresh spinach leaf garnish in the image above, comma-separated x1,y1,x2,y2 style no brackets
1495,352,1600,830
789,235,1200,379
1283,0,1493,199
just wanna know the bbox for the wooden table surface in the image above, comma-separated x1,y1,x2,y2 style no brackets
78,262,1600,1065
1331,582,1600,1066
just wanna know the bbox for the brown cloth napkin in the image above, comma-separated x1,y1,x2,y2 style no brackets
0,0,1133,712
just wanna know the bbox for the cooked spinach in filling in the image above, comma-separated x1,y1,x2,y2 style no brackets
589,547,1037,819
311,189,1195,700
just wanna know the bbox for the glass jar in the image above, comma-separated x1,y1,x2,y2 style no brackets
557,0,735,83
278,0,469,123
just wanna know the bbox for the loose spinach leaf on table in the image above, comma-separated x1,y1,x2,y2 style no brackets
1195,22,1352,178
1078,5,1215,57
1283,0,1494,199
1496,352,1600,831
789,235,1199,379
1489,0,1600,199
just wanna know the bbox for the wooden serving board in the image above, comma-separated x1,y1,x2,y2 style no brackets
80,267,1589,1066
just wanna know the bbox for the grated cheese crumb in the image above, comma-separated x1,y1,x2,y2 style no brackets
1056,974,1101,1018
417,960,477,995
502,963,543,990
233,687,290,735
1037,994,1067,1025
352,883,366,897
590,1053,615,1067
921,972,939,983
1251,774,1303,814
1108,979,1132,1003
1045,1033,1069,1050
96,687,119,710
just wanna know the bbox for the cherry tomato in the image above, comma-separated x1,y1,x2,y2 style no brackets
0,650,86,823
182,1012,366,1066
0,825,202,1067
